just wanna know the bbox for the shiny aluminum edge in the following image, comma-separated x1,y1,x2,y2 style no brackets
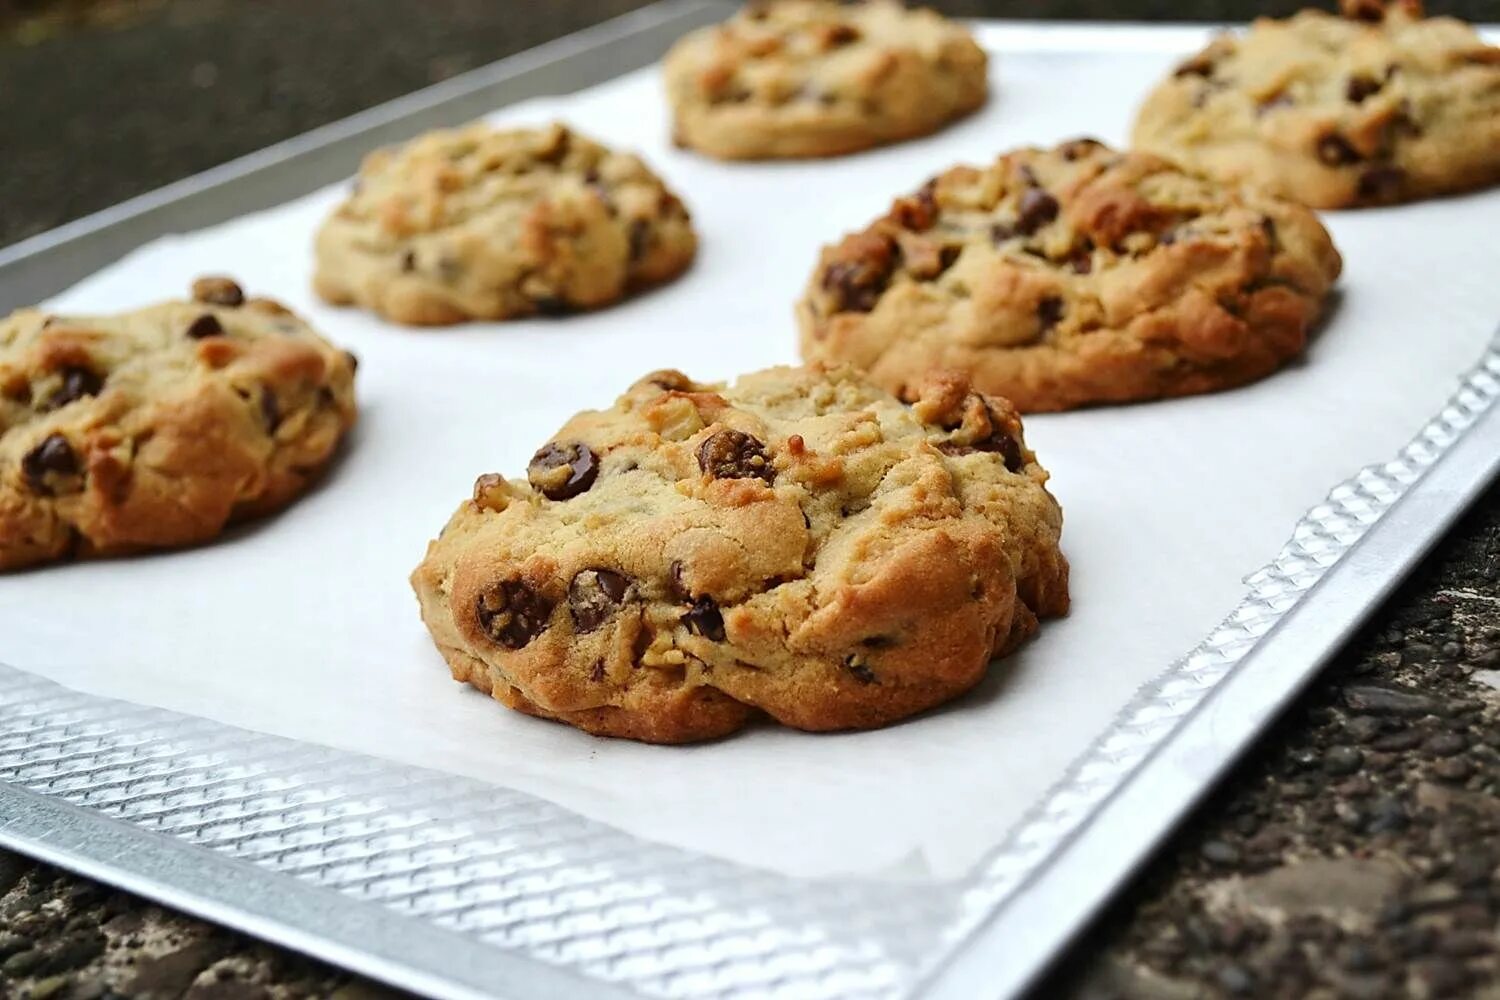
2,10,1499,999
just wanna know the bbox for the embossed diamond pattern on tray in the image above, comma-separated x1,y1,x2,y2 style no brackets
2,338,1498,998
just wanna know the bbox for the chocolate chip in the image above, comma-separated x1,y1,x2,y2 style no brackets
261,390,281,432
990,222,1016,244
647,370,694,392
528,441,600,500
191,276,245,307
822,262,881,312
681,595,725,641
568,569,632,633
533,296,571,317
1173,53,1217,78
400,251,416,273
21,434,77,494
1358,165,1405,201
47,366,103,410
821,233,896,313
825,23,859,45
937,397,1025,473
697,429,774,483
1346,73,1383,102
627,219,650,262
1037,296,1065,333
1069,250,1093,274
1016,188,1059,236
1059,137,1104,161
668,560,692,602
845,658,878,684
475,580,555,649
185,314,224,339
1316,133,1362,166
860,635,897,650
1256,92,1294,115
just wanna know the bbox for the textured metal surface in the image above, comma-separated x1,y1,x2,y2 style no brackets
3,7,1500,995
3,333,1497,999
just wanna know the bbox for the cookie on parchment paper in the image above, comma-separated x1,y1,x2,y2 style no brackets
314,122,697,325
798,139,1343,412
663,0,988,160
1132,0,1500,209
0,278,357,570
411,364,1069,743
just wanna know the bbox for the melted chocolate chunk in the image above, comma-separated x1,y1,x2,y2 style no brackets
186,314,224,339
1358,165,1406,201
261,390,281,432
1016,188,1060,236
668,560,692,602
647,370,694,392
21,433,77,494
476,580,555,649
528,442,600,500
191,276,245,307
1173,53,1217,78
569,569,632,633
938,397,1025,473
47,366,103,410
1346,73,1383,103
627,219,651,262
821,233,896,313
1037,296,1065,334
1316,133,1363,166
1059,137,1104,161
696,430,774,483
681,595,725,641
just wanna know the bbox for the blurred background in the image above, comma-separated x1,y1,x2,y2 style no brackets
0,0,1494,249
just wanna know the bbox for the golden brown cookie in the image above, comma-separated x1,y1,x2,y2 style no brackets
313,122,697,325
0,278,357,570
797,139,1343,412
411,365,1068,743
1132,0,1500,208
663,0,988,160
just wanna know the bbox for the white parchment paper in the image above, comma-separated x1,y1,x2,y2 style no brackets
4,26,1498,881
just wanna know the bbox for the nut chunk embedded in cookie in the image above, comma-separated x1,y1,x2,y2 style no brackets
313,122,698,325
411,365,1069,744
798,139,1343,412
663,0,988,160
1132,0,1500,208
0,279,358,570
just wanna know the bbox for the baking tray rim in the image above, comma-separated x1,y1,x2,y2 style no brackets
2,7,1499,1000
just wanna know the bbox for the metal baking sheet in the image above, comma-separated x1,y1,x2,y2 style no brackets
4,4,1500,997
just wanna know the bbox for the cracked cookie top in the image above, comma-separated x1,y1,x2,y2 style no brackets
1132,0,1500,208
0,278,357,570
313,122,697,325
798,139,1343,412
663,0,988,160
411,364,1068,743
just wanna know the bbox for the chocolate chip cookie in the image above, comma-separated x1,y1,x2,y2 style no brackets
1132,0,1500,209
313,122,697,325
411,365,1069,743
0,279,357,570
663,0,988,160
797,139,1343,412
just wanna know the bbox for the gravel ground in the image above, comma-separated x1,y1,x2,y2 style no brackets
3,2,1500,999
